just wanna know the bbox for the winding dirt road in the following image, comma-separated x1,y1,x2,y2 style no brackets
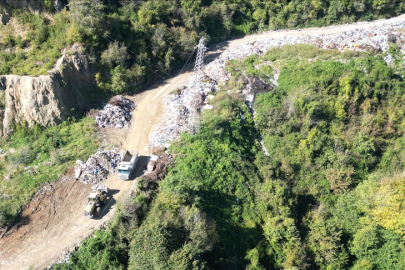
1,14,405,270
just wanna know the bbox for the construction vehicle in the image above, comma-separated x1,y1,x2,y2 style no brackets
118,150,138,180
84,185,108,218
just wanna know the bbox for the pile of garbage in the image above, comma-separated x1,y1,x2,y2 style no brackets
205,21,405,81
149,74,216,148
95,95,136,129
205,43,261,82
254,26,405,57
75,150,121,184
151,19,405,148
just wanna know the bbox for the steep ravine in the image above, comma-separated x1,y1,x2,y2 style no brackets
0,45,95,136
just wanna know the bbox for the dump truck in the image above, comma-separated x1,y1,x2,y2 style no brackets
118,150,138,180
84,185,108,218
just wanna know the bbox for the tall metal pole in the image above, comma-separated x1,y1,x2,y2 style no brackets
189,36,206,134
194,36,206,75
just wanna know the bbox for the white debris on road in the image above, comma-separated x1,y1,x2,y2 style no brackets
95,95,136,129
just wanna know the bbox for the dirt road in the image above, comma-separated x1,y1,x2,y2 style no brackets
0,72,192,270
1,14,405,270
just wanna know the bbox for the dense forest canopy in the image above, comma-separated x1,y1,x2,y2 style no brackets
52,44,405,269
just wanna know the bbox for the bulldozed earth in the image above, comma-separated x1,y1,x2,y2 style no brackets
1,14,405,269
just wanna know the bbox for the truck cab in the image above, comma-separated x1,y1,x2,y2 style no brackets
118,164,131,177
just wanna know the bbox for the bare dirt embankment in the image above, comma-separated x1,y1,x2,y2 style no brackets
1,14,405,270
0,44,94,136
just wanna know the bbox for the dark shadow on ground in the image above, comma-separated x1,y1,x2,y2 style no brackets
97,189,120,219
0,214,32,238
205,40,230,63
130,155,150,180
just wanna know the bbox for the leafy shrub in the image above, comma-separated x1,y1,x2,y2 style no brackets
101,42,130,68
14,35,24,48
3,36,15,47
9,145,35,165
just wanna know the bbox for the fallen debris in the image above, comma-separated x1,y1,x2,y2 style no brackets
95,95,135,129
146,155,159,173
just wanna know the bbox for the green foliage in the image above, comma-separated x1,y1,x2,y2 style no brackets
2,0,404,95
224,55,274,91
129,193,217,270
8,145,35,165
101,42,130,68
54,45,405,269
4,2,403,267
154,94,265,268
0,117,98,227
253,45,405,268
43,0,53,12
67,0,104,48
55,230,128,270
255,49,405,199
58,92,312,269
0,10,70,76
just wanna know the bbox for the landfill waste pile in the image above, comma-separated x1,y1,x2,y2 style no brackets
204,43,262,82
95,95,136,129
150,74,217,148
205,20,405,83
151,19,405,148
75,150,121,184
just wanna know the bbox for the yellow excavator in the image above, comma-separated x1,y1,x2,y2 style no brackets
84,185,108,218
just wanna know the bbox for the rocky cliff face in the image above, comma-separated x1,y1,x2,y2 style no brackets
0,44,95,136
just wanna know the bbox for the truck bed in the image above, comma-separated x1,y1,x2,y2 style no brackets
122,150,133,162
123,155,132,162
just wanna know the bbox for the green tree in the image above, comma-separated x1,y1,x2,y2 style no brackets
68,0,104,37
101,42,130,68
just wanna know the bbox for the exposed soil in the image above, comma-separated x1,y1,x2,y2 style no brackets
0,73,192,270
1,14,405,270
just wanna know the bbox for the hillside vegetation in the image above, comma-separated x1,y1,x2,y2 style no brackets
52,44,405,269
1,0,405,94
1,0,405,268
0,118,99,226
